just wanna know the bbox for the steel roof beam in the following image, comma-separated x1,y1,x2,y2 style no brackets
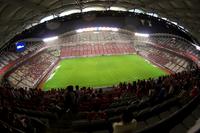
1,0,48,13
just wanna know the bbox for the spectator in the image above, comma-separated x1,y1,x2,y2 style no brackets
64,85,76,112
158,85,166,101
113,110,137,133
168,85,174,96
190,85,199,97
187,118,200,133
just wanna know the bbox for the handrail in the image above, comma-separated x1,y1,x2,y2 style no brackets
150,33,196,46
0,120,25,133
135,94,200,133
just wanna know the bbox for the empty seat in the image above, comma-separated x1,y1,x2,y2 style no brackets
72,120,90,132
182,115,197,129
136,121,147,131
76,112,88,120
150,104,161,115
137,101,148,110
92,130,110,133
90,119,108,131
136,107,151,121
108,116,121,123
105,108,116,118
192,107,200,119
170,123,187,133
146,116,160,125
127,104,137,112
169,106,180,113
159,111,171,119
115,106,127,116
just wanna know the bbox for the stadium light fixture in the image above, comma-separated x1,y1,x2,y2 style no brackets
76,27,119,33
40,15,56,23
161,17,167,20
196,46,200,51
135,33,149,37
109,6,127,11
146,12,158,18
171,21,178,25
192,44,200,51
76,29,84,33
59,9,81,17
43,36,58,42
111,28,119,31
134,9,144,14
82,7,106,12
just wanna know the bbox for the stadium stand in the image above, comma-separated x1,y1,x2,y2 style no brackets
7,50,59,88
61,43,135,58
60,31,133,44
0,41,44,75
0,68,199,133
149,34,200,60
134,43,191,73
0,29,200,133
0,32,198,92
0,1,200,132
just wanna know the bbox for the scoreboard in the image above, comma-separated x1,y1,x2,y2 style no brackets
16,42,26,52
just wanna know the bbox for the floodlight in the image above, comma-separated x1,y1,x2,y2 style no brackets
112,28,119,31
40,15,55,23
135,33,149,37
59,9,81,17
192,44,200,51
43,36,58,42
76,27,119,33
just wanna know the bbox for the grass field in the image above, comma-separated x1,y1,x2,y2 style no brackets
43,54,166,90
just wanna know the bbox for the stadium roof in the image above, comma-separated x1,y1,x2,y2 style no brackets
0,0,200,48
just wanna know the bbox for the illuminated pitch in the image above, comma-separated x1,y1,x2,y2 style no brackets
43,54,166,90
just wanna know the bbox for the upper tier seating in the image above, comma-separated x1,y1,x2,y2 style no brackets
60,31,134,45
0,42,44,73
149,35,200,59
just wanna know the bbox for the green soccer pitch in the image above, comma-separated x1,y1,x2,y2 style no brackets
43,54,167,90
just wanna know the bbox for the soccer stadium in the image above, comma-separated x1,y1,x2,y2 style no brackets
0,1,200,133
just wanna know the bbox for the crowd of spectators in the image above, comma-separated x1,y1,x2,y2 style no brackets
0,68,199,132
0,42,44,72
112,110,137,133
61,42,135,57
134,42,190,73
0,107,34,133
59,30,133,45
7,51,59,88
